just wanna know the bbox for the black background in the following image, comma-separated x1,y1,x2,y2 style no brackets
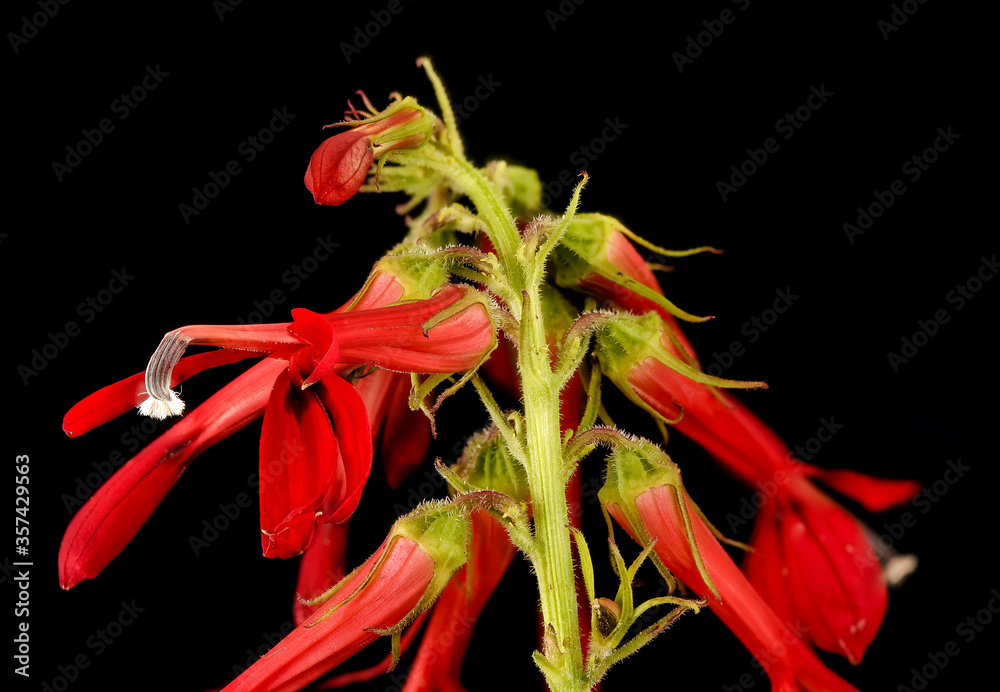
5,1,994,691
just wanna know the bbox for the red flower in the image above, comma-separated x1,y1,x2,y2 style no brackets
293,521,350,626
577,216,920,662
356,367,432,489
600,444,860,692
59,283,495,588
222,507,469,692
304,94,431,206
397,510,518,692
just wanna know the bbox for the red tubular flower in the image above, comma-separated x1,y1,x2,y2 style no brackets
356,368,432,489
600,443,860,692
59,282,495,588
572,215,920,662
59,356,287,590
599,317,919,662
223,507,469,692
304,94,432,206
294,521,350,626
400,510,518,692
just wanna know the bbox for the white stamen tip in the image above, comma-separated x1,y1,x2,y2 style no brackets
139,392,186,420
884,553,919,587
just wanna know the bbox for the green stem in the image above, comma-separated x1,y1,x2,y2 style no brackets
520,283,586,692
402,146,586,690
394,147,526,303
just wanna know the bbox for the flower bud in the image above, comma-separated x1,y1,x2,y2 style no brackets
305,95,433,206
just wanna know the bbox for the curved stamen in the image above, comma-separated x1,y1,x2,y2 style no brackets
139,330,191,419
139,323,302,419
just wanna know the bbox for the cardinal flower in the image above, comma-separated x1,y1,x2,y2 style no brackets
59,282,495,588
304,93,432,206
600,441,860,692
356,367,432,489
293,521,351,626
222,506,469,692
396,509,517,692
571,214,920,662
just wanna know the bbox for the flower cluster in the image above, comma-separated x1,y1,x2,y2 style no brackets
58,60,920,692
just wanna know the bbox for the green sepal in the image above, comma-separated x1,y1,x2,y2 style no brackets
303,501,469,669
597,440,720,602
485,160,543,220
551,213,713,322
347,253,451,313
453,426,530,503
595,310,765,426
443,431,535,557
365,501,470,656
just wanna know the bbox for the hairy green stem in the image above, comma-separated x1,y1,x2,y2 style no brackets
405,146,587,690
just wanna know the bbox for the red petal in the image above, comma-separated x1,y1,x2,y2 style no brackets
313,375,373,524
314,611,430,689
617,488,860,691
222,536,434,692
405,511,517,692
259,369,340,559
783,482,888,664
288,308,341,386
58,358,286,589
742,503,798,642
808,466,921,512
293,521,350,626
304,132,373,206
330,286,494,373
62,348,259,437
330,269,407,314
627,360,763,483
380,371,431,488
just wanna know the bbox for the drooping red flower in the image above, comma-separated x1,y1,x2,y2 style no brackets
600,443,861,692
59,282,495,588
356,367,432,489
397,509,517,692
223,507,469,692
304,94,431,206
293,521,351,626
573,216,920,662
